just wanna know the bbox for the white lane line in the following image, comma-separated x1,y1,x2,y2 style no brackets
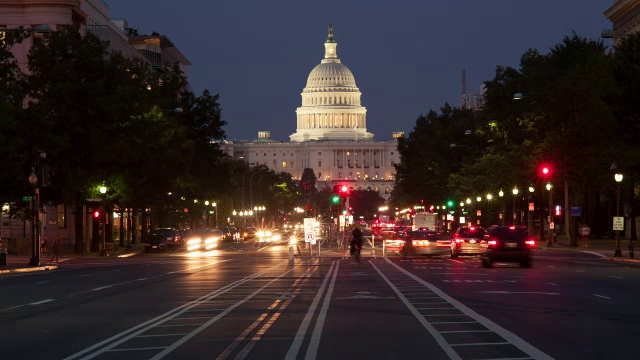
610,276,623,279
136,334,188,338
80,275,90,277
440,330,492,334
547,266,555,268
547,283,558,286
574,270,585,273
593,294,612,300
433,273,489,275
451,342,511,347
107,347,167,352
305,261,340,360
136,278,147,281
36,281,51,284
91,286,113,291
285,261,336,360
385,258,554,360
63,261,281,360
29,299,56,306
371,261,461,360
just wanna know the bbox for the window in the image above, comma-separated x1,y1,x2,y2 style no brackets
272,160,277,169
391,152,394,155
318,161,322,167
318,152,321,155
290,161,294,168
273,153,276,156
57,204,66,229
264,153,267,156
384,187,390,194
318,172,322,178
282,161,287,168
256,153,259,157
339,172,342,178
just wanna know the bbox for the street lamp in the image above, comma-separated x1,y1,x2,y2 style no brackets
99,185,107,256
499,190,504,225
528,186,535,236
28,169,40,266
546,182,553,247
212,202,217,228
614,173,624,257
512,188,519,224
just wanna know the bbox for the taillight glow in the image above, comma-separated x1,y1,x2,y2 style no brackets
525,240,536,246
488,240,498,246
455,239,463,243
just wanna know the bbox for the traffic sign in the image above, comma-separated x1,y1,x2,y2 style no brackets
570,206,582,217
613,217,624,231
304,218,315,243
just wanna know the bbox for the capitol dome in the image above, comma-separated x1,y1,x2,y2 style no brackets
290,24,373,142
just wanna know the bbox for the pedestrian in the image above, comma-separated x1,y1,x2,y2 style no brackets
41,235,48,255
50,236,61,264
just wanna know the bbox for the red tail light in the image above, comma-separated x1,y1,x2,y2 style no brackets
488,238,498,248
525,239,536,246
455,238,463,243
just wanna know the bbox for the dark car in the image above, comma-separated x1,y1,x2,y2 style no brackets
451,226,487,258
481,225,535,268
144,233,169,252
149,228,183,250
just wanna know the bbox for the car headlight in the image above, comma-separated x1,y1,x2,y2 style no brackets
272,234,281,241
257,231,265,237
187,238,201,245
266,231,272,237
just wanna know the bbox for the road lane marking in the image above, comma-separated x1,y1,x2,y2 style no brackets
582,251,606,257
285,260,337,360
137,334,188,338
610,276,622,279
371,261,462,360
64,261,285,360
593,294,612,300
451,342,511,347
107,347,167,352
384,258,554,360
91,286,113,291
547,266,555,268
440,330,492,334
574,270,585,273
547,283,558,286
29,299,55,305
36,281,50,284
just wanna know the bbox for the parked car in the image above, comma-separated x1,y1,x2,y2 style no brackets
481,225,535,268
451,226,487,258
243,227,257,240
148,228,183,250
144,233,169,252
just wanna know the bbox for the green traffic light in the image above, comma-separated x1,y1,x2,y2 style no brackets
447,200,454,207
331,195,340,204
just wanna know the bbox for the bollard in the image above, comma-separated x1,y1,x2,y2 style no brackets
288,244,294,262
383,241,386,258
371,235,375,256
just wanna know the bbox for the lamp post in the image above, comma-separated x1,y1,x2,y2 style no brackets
498,190,504,225
486,194,492,226
614,173,623,257
28,169,40,266
528,186,535,236
512,188,519,225
213,202,218,228
99,185,107,256
546,182,553,247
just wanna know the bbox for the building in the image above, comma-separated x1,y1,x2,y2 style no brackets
0,1,190,254
604,0,640,37
221,25,401,200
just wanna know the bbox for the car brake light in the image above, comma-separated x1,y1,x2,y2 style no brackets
488,239,498,248
455,239,463,243
525,240,536,246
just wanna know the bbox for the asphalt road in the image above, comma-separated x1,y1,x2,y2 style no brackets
1,240,639,360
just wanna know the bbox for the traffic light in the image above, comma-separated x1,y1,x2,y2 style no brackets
93,210,101,218
331,195,340,204
555,205,562,216
539,164,552,178
447,200,454,208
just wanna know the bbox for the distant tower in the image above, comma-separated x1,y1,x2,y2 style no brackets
461,70,469,109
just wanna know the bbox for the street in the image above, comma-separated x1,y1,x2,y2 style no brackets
1,241,639,359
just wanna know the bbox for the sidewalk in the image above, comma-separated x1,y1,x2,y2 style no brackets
537,236,640,263
0,243,145,276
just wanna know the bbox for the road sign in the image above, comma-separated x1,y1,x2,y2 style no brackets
304,218,315,243
613,217,624,231
86,198,101,202
22,196,32,201
571,206,582,217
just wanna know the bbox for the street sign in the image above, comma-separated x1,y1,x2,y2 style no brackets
22,196,32,201
304,218,315,243
613,217,624,231
571,206,582,217
86,198,101,202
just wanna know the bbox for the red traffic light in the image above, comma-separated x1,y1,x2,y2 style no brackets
341,185,348,193
93,210,101,218
540,164,551,177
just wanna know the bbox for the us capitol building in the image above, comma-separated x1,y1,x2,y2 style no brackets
220,25,401,199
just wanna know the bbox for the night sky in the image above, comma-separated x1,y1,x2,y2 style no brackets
106,0,612,142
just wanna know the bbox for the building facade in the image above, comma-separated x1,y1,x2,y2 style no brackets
604,0,640,37
221,25,401,199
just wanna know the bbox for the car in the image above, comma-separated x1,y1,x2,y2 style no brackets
400,229,451,256
243,227,257,240
144,233,169,252
451,226,487,258
148,228,183,250
186,229,224,251
481,225,535,268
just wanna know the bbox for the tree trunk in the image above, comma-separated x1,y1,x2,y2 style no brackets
74,203,85,254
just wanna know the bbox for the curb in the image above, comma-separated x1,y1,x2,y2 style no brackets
0,265,58,275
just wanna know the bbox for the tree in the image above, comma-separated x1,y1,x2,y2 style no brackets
348,189,386,220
